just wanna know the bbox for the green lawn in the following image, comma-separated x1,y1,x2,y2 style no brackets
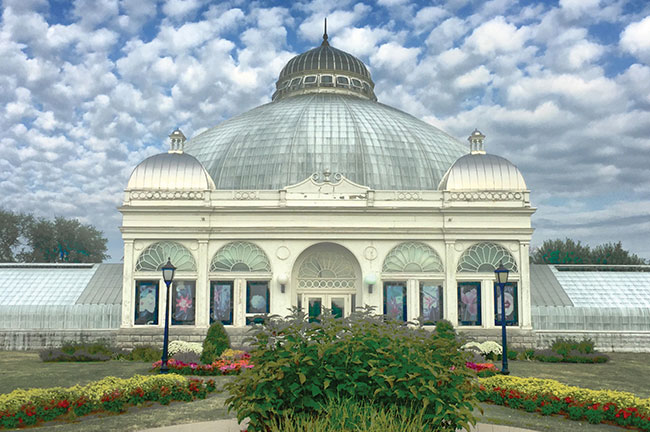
1,351,648,431
507,352,650,399
0,351,153,394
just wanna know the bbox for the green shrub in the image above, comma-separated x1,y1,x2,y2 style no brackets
200,321,230,364
226,307,479,432
40,348,111,362
267,397,445,432
434,319,456,340
550,337,595,356
127,346,162,362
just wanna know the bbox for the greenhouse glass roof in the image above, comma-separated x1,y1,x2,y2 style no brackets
550,266,650,308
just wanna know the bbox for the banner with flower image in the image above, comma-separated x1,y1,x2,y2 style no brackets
420,283,443,325
383,282,407,321
210,281,233,325
494,282,518,325
458,282,481,326
172,280,195,325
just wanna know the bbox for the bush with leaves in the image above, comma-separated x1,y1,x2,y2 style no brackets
126,346,162,362
200,321,230,364
225,306,479,432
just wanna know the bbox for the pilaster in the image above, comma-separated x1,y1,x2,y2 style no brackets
444,241,458,325
197,240,209,327
121,240,134,327
519,242,532,329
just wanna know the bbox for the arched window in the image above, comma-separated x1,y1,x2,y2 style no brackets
135,241,196,272
298,250,356,289
210,242,271,273
382,242,443,273
456,242,518,273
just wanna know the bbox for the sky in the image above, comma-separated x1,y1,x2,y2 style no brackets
1,0,649,263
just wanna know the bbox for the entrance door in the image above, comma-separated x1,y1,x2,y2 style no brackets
302,294,351,322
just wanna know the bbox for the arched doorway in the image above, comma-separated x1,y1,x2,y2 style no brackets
293,243,360,321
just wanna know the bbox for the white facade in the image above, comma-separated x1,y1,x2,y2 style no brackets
119,171,535,332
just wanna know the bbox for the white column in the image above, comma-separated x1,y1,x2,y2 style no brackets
407,279,418,322
483,279,493,328
196,240,209,327
121,240,134,327
444,241,458,326
519,242,532,329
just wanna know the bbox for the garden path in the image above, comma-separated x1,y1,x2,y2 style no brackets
138,418,537,432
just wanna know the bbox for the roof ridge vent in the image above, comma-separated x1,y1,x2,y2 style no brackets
468,129,486,155
169,129,186,154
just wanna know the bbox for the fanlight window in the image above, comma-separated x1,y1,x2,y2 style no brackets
298,251,356,289
210,242,271,273
135,241,196,272
457,242,518,273
382,242,443,273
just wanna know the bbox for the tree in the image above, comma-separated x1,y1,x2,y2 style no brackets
590,242,647,265
531,238,591,264
0,210,26,262
531,238,647,265
15,215,109,263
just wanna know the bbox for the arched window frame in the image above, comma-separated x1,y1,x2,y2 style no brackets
456,242,518,273
133,241,197,328
209,241,272,274
380,242,445,325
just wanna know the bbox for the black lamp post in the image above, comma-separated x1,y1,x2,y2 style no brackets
494,262,510,375
160,257,176,374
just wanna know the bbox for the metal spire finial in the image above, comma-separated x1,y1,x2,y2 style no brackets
468,129,486,155
169,128,186,154
322,18,329,46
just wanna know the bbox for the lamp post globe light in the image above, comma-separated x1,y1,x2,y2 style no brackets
494,262,510,375
160,258,176,374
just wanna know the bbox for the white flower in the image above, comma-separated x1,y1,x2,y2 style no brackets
169,340,203,356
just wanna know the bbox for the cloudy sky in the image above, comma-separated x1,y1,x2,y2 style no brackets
1,0,649,262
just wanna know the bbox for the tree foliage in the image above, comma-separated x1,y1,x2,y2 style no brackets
0,210,26,262
531,238,646,265
0,209,109,263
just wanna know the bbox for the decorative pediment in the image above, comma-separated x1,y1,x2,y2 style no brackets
283,171,370,201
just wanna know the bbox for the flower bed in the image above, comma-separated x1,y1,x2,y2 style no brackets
0,374,217,429
151,353,253,375
466,362,499,377
478,376,650,430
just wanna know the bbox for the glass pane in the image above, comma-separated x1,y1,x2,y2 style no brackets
135,280,158,325
420,283,443,325
308,297,322,323
383,282,406,321
246,281,269,314
171,280,195,325
458,282,481,326
210,281,233,325
494,282,518,326
331,297,345,319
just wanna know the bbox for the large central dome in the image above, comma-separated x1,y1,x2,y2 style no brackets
185,36,466,190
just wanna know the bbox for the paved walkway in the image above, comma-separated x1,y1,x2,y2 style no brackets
139,418,538,432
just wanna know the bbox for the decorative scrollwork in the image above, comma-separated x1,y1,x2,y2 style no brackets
210,242,271,272
130,191,204,200
457,242,518,273
135,241,196,272
382,242,443,273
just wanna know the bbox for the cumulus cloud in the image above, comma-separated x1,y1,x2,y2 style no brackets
1,1,648,261
620,16,650,63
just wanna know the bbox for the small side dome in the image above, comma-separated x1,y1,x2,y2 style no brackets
438,130,527,191
127,130,216,191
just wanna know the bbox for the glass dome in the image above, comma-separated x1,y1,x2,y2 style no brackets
184,39,467,191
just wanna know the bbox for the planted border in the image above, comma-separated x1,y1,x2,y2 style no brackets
151,354,253,375
0,374,217,429
478,376,650,431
